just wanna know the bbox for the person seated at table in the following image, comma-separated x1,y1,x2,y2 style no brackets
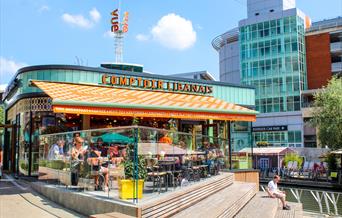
159,131,172,144
87,143,110,191
48,139,65,160
96,138,108,157
108,145,120,157
88,144,102,189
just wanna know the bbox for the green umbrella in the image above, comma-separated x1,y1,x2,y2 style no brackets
93,132,134,144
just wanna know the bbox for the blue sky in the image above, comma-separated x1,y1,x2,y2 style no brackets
1,0,341,86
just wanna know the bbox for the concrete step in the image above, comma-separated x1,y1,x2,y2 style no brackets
141,173,234,218
235,192,278,218
171,181,258,218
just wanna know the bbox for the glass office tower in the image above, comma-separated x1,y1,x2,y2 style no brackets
238,0,308,147
240,16,307,113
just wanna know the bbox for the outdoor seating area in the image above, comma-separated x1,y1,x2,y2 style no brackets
38,126,248,203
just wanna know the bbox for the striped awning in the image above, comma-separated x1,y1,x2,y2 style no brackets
31,80,257,121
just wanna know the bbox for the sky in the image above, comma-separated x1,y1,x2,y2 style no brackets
0,0,341,87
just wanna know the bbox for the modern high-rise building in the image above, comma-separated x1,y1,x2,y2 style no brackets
214,0,310,148
213,0,342,148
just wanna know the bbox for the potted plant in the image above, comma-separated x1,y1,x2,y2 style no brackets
256,141,269,147
118,147,147,199
325,153,338,181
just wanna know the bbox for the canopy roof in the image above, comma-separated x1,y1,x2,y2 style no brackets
31,80,257,121
239,147,296,155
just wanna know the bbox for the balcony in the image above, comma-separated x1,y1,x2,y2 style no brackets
330,42,342,53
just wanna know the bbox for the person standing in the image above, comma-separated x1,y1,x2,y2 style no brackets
71,134,87,186
266,175,291,210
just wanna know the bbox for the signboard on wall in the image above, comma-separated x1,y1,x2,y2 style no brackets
101,74,213,95
252,125,287,132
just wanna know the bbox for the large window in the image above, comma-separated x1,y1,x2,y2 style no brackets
253,130,302,147
240,16,307,113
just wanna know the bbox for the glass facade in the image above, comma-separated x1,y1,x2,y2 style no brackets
252,130,302,147
240,15,307,113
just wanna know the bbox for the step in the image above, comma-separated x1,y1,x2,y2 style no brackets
275,202,303,218
141,173,234,218
235,192,278,218
171,182,258,218
144,177,233,217
89,212,135,218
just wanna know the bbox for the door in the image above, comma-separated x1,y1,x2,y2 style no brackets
259,158,269,169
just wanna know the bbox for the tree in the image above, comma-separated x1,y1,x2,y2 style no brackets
311,77,342,150
0,104,4,125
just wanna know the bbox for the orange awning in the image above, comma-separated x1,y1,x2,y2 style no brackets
31,80,257,121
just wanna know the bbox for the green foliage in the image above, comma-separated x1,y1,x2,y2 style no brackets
311,77,342,150
123,155,147,180
0,104,4,125
132,117,140,125
123,139,147,180
256,141,269,147
325,153,338,171
284,153,303,169
39,159,70,170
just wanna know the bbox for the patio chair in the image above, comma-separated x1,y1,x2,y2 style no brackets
146,159,168,193
286,161,293,177
301,161,309,177
291,161,298,177
307,161,315,179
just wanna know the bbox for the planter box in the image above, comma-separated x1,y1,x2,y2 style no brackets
118,179,144,199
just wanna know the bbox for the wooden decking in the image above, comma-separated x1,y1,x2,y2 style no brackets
141,172,234,218
275,202,303,218
89,212,135,218
235,192,303,218
171,182,258,218
235,192,278,218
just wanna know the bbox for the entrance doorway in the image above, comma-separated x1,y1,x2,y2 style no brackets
1,124,17,174
259,158,269,169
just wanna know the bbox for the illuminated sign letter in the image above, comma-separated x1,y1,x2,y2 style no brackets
119,77,127,85
111,9,119,32
102,75,108,84
122,12,129,33
129,77,136,86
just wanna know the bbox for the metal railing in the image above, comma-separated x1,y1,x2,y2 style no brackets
260,185,342,216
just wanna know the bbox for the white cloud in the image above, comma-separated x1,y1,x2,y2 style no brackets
136,34,149,41
103,30,115,38
0,84,7,92
89,8,101,23
38,5,50,13
62,8,101,29
0,57,27,84
151,13,196,50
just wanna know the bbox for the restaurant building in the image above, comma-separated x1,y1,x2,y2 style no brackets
2,63,257,176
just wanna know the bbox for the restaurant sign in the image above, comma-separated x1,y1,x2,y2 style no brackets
101,74,213,95
252,125,288,132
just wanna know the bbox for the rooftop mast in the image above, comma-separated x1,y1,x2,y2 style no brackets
111,0,129,63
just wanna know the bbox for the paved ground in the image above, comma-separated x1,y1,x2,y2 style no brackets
0,174,86,218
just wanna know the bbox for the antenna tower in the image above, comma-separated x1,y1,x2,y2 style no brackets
111,0,128,63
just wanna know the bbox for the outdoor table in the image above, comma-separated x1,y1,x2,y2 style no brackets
158,159,176,189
